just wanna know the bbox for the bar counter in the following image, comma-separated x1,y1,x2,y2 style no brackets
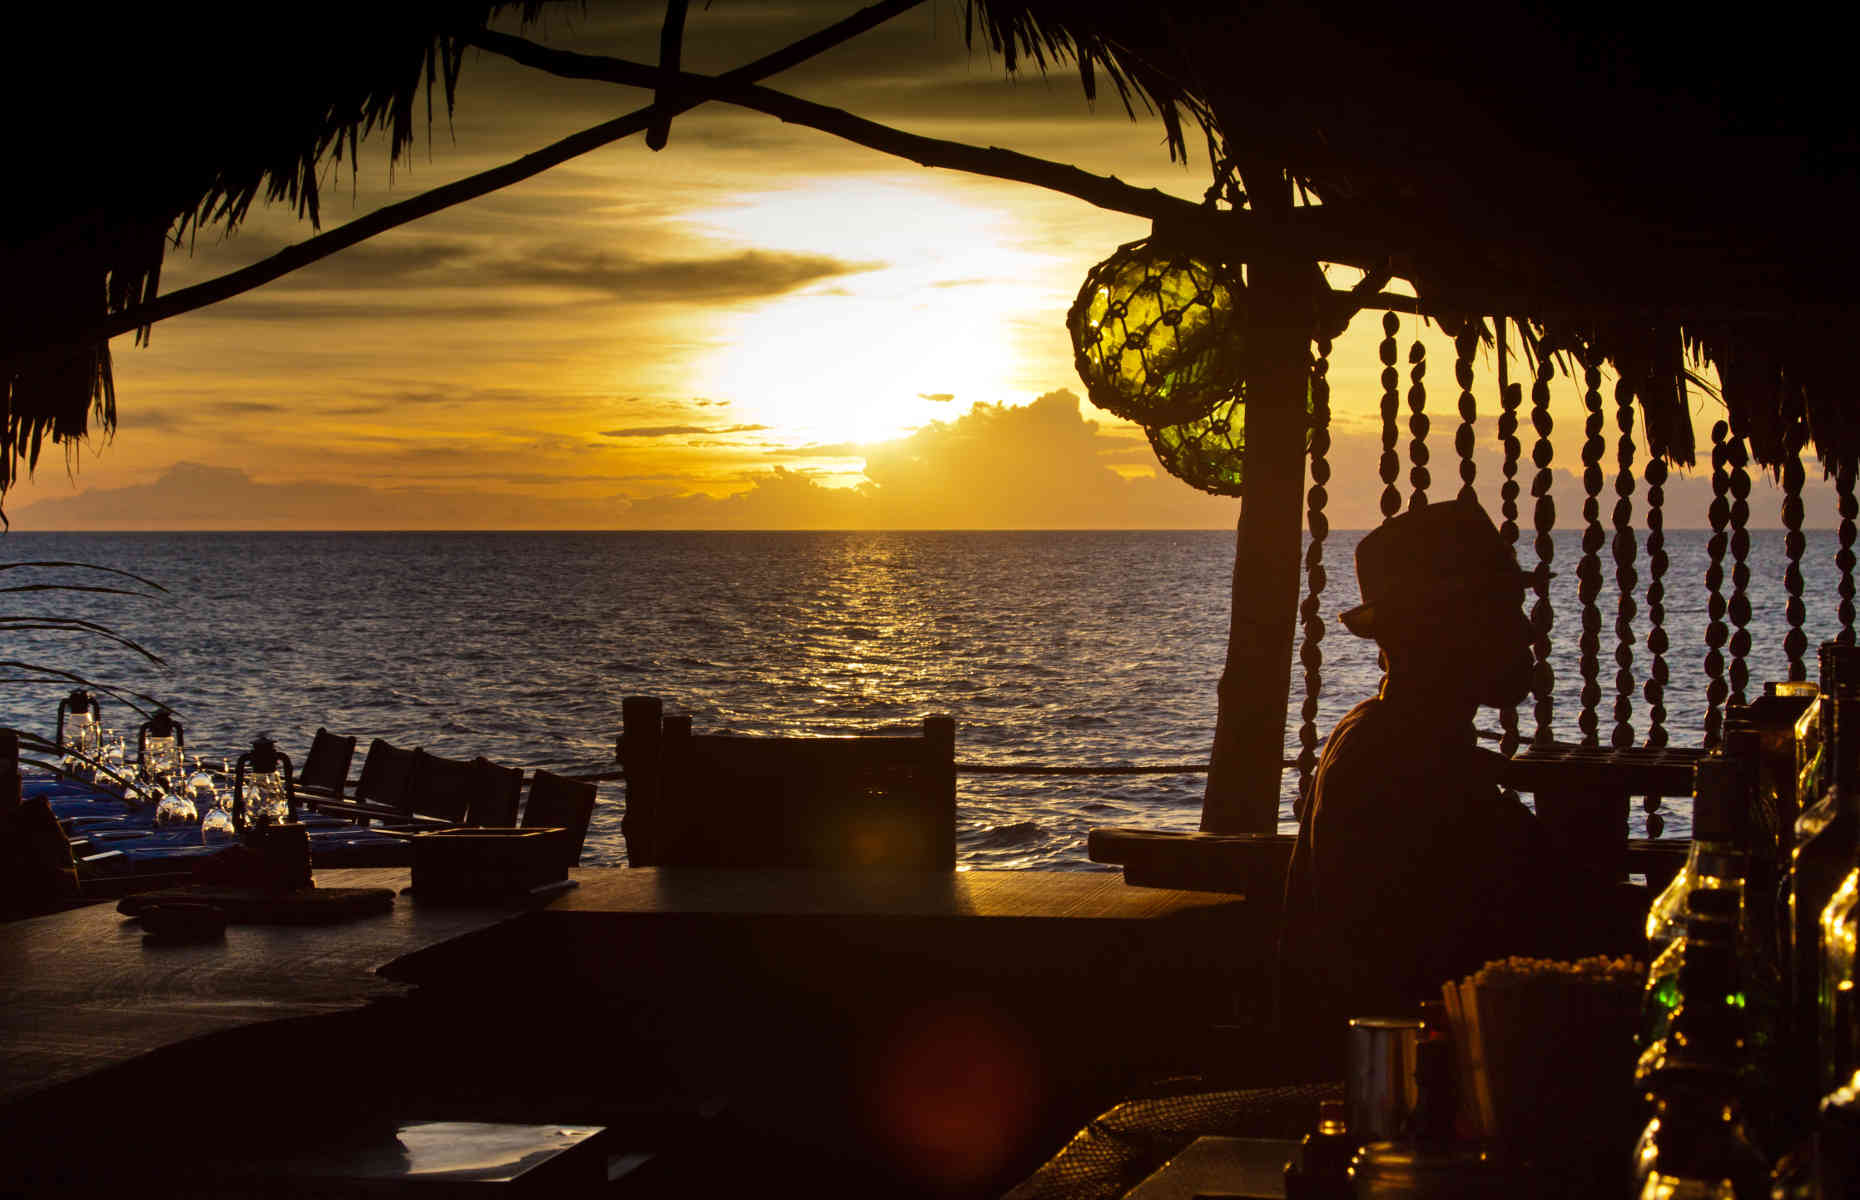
1,867,1276,1198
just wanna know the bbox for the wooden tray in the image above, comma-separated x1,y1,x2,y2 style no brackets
117,885,395,924
409,827,569,900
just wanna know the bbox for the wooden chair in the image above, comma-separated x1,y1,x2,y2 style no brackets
522,770,597,866
466,757,524,827
617,696,955,870
295,728,357,809
402,749,481,825
352,738,418,813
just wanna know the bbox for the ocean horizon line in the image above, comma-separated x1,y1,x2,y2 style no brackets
0,524,1803,535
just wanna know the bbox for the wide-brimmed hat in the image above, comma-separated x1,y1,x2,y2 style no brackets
1339,497,1551,639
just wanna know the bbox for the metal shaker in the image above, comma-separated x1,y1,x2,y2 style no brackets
1346,1017,1424,1143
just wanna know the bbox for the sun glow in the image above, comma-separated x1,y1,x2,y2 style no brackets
685,179,1056,445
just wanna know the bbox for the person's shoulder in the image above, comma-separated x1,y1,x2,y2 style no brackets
1318,697,1389,766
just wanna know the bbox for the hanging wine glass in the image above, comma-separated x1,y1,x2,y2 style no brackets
186,758,220,811
201,804,237,844
154,788,198,830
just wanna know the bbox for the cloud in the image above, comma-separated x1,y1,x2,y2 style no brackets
9,463,631,531
599,423,770,438
495,246,881,303
917,392,955,402
619,390,1236,529
766,442,865,458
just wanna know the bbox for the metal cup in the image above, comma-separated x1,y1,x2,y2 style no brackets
1347,1016,1424,1142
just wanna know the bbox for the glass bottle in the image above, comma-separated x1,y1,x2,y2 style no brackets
1812,1071,1860,1199
1632,1081,1769,1199
1633,902,1768,1199
1641,889,1740,1067
1819,817,1859,1099
1788,643,1860,1122
1647,758,1749,955
1283,1099,1352,1200
1729,680,1818,857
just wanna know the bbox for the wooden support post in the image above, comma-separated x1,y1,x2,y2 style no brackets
922,714,956,869
618,696,664,866
1202,244,1314,834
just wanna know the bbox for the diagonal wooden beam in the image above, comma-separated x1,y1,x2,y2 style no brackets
69,0,927,347
646,0,690,151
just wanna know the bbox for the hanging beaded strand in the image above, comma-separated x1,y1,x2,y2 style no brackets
1295,338,1333,812
1496,320,1524,757
1703,422,1732,748
1643,447,1670,748
1378,313,1402,519
1408,332,1431,510
1728,433,1754,706
1644,440,1670,838
1577,357,1607,746
1839,462,1858,646
1611,380,1638,749
1781,431,1809,681
1529,356,1558,746
1454,325,1479,502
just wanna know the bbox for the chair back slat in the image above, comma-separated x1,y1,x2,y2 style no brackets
298,728,357,804
467,758,524,827
523,770,598,866
352,739,417,812
404,749,480,824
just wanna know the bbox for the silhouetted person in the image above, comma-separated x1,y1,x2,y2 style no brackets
1279,498,1629,1042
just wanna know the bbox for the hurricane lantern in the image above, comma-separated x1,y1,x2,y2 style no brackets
56,688,101,757
232,734,297,831
137,709,186,784
1065,238,1246,428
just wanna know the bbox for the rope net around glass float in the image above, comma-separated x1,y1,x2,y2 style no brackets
1067,238,1250,497
1066,239,1246,428
1296,338,1332,811
1704,421,1732,748
1379,312,1402,520
1577,357,1607,746
1529,356,1558,746
1611,378,1639,749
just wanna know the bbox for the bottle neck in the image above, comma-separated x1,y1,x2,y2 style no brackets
1684,841,1749,884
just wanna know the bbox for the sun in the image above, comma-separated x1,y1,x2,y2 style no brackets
685,178,1056,447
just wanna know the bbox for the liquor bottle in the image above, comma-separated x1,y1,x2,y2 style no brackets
1633,899,1768,1198
1647,757,1750,955
1813,1071,1860,1199
1788,643,1860,1123
1283,1099,1352,1200
1728,680,1819,857
1819,815,1858,1099
1640,889,1740,1072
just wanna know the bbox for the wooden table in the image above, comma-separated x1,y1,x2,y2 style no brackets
0,866,549,1110
2,868,1255,1112
2,868,1263,1199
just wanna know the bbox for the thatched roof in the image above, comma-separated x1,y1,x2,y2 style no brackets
3,3,561,499
7,0,1857,500
963,1,1860,472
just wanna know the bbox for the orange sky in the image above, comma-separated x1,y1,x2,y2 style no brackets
6,2,1838,530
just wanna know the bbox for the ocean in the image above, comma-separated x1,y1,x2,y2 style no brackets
1,530,1846,868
